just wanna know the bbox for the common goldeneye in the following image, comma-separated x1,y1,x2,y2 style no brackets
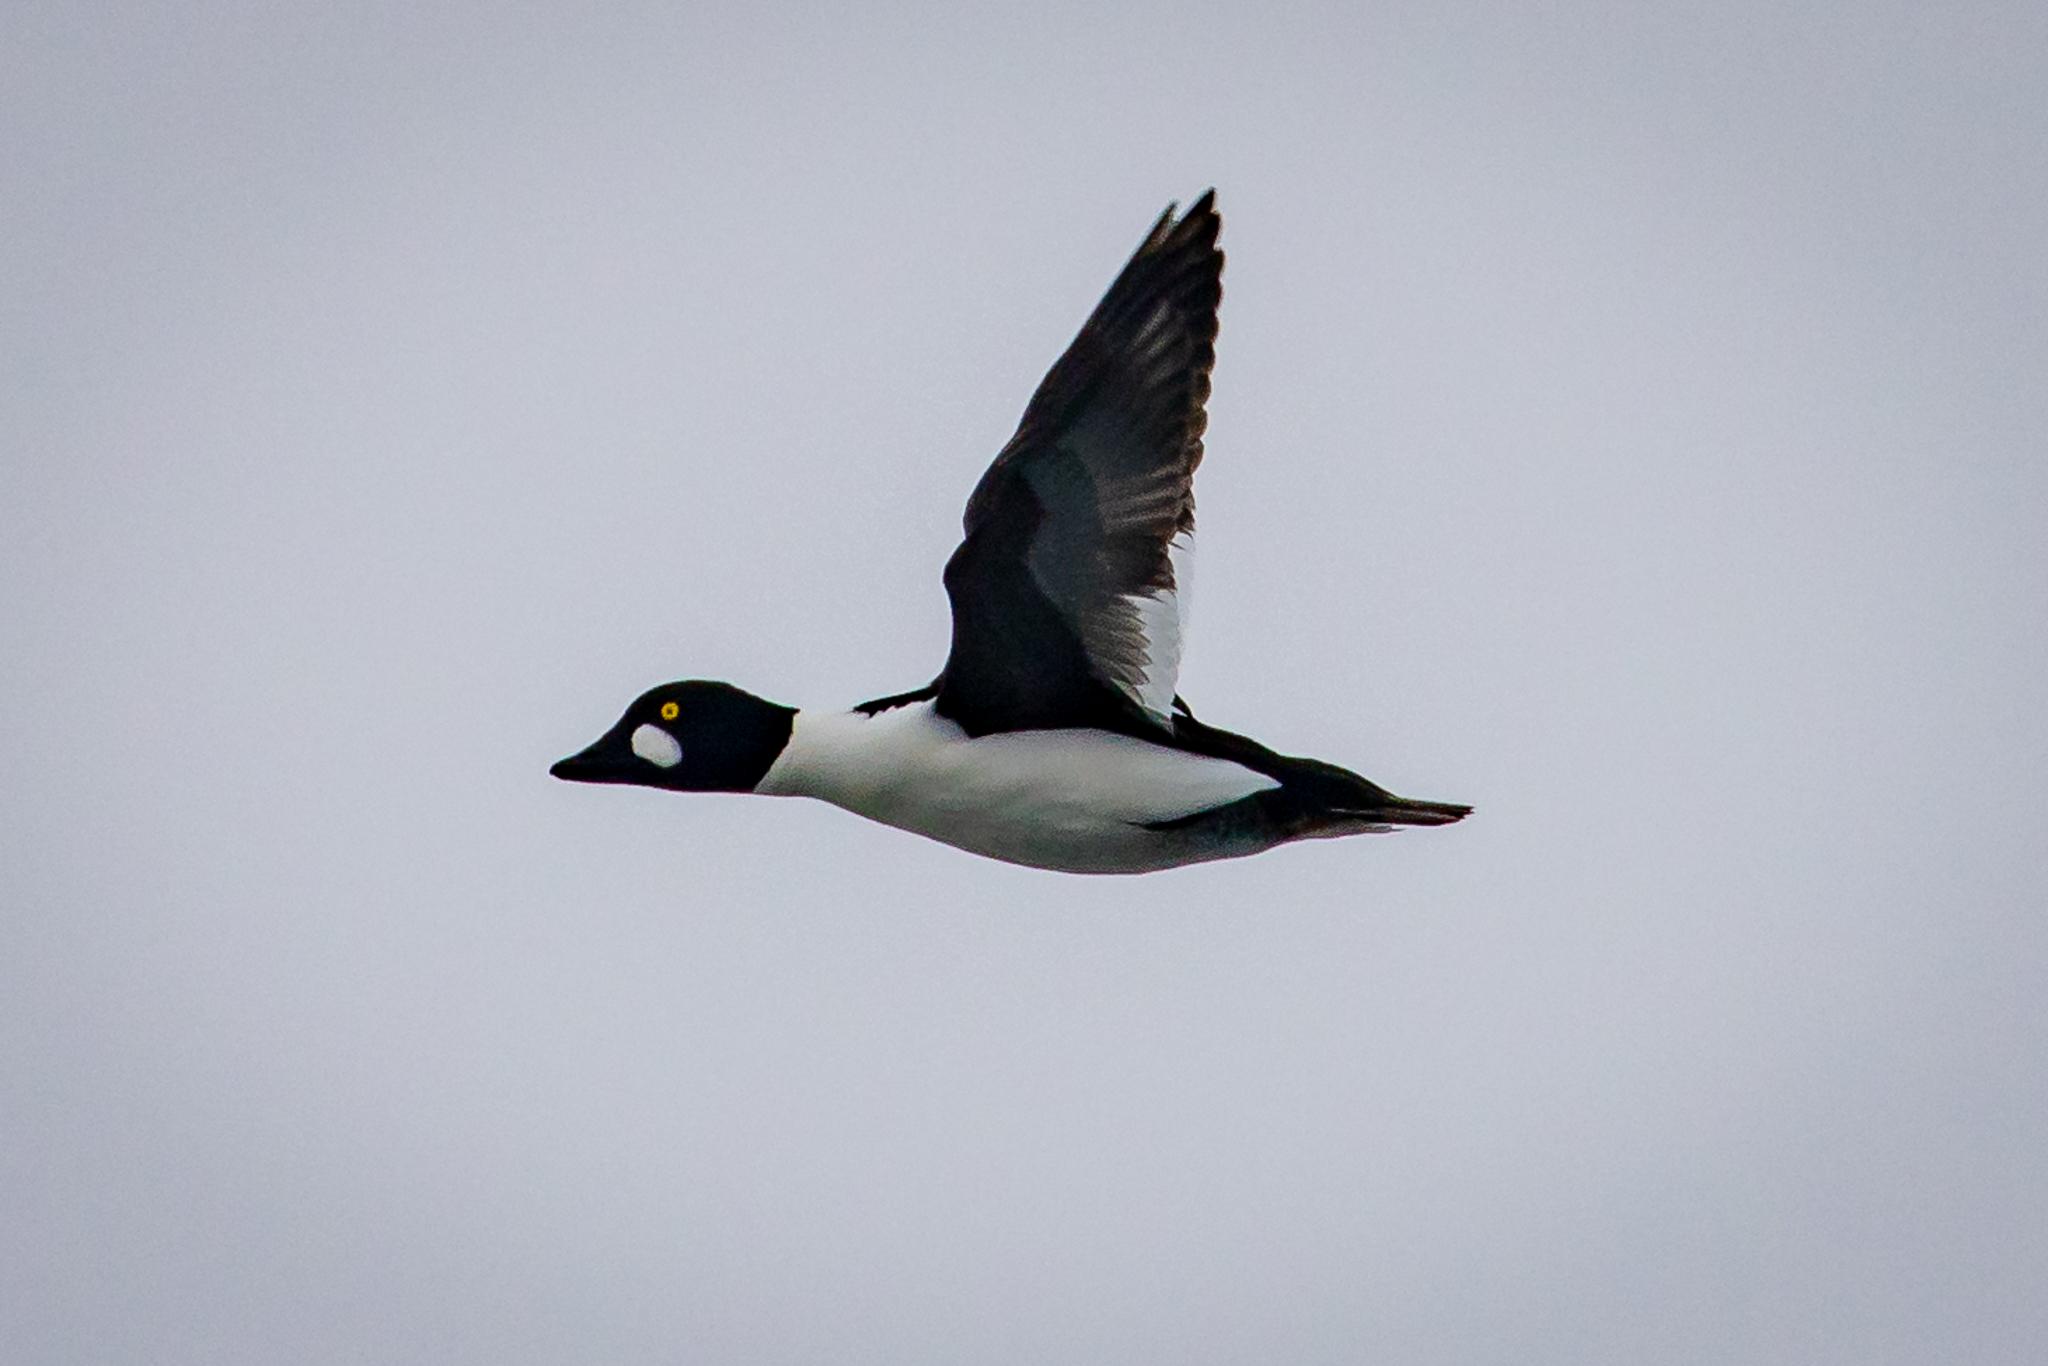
552,192,1469,873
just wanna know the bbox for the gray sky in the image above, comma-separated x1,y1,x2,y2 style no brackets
4,1,2044,1361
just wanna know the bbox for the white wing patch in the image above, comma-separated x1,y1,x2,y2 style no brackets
1119,527,1194,723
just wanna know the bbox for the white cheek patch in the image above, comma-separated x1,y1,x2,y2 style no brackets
630,723,683,768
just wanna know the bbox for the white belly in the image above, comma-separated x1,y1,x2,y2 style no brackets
755,702,1279,873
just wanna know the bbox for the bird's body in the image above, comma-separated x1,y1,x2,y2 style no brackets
758,699,1277,874
553,192,1469,872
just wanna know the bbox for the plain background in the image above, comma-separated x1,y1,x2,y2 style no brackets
4,2,2044,1362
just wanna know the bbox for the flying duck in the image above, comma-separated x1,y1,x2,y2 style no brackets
552,191,1469,873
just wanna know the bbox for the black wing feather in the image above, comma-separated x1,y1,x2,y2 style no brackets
935,191,1222,738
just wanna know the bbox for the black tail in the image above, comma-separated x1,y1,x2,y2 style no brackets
1163,707,1470,836
1270,754,1470,834
1341,794,1472,828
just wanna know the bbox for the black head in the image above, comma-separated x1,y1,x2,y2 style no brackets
550,680,796,793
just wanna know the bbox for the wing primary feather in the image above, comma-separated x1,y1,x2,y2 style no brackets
937,192,1223,737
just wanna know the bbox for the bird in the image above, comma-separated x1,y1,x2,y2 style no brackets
551,191,1469,873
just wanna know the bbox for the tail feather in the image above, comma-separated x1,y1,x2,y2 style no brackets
1279,757,1471,831
1341,796,1471,828
1161,707,1471,843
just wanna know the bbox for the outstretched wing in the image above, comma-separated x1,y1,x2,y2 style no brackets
935,191,1221,739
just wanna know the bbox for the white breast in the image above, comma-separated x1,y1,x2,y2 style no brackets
755,702,1278,873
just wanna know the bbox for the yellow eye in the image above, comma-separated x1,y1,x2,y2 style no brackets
660,701,679,721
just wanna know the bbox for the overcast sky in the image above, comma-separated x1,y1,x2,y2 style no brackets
4,2,2045,1362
